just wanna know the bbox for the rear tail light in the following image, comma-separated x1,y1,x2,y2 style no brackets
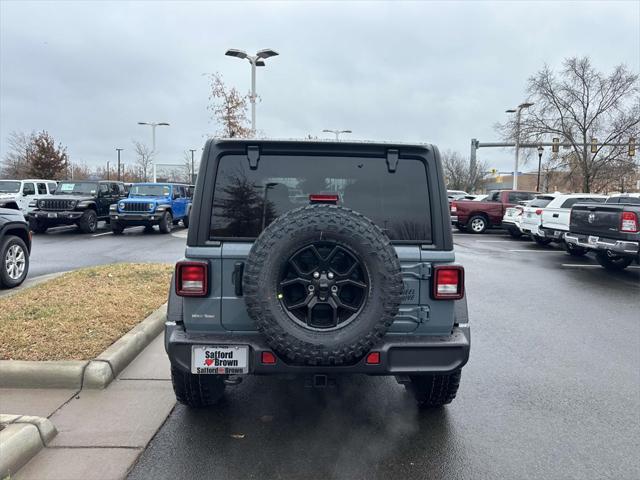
309,194,339,204
620,211,639,233
175,261,208,297
451,202,458,213
432,265,464,300
535,209,543,215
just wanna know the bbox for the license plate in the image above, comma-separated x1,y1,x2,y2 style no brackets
588,235,598,245
47,212,57,218
191,345,249,374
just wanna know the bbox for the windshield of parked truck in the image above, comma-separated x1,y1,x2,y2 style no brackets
54,182,98,195
529,196,555,208
210,154,432,242
129,185,171,197
0,181,21,193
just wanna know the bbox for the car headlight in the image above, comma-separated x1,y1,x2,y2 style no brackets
119,202,126,210
39,200,45,208
68,200,77,209
148,203,155,210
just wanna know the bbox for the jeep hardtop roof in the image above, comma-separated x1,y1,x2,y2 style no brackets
187,138,452,251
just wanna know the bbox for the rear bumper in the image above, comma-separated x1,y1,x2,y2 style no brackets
165,322,470,376
564,233,640,256
539,227,565,240
450,215,459,224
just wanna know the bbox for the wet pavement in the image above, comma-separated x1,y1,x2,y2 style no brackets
126,231,640,480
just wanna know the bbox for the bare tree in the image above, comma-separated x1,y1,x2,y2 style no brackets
497,57,639,192
441,150,487,192
183,150,196,183
133,140,154,182
1,131,34,178
207,73,251,138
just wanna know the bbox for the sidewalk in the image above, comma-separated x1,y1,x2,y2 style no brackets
1,334,175,480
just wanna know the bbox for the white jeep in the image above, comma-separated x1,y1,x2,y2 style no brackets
0,179,58,216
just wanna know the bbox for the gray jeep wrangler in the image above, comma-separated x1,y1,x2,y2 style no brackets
165,139,469,408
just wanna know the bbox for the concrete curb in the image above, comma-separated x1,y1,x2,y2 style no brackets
0,414,57,478
0,304,167,390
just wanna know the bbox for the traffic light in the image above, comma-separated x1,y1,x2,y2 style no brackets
552,138,560,153
591,138,598,153
630,137,636,157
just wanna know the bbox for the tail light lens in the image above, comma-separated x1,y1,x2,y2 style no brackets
620,212,639,233
535,209,543,215
451,202,458,213
175,261,208,297
432,265,464,300
515,206,523,216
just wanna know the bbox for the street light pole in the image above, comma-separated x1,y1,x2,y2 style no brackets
137,122,169,182
106,161,110,180
322,129,352,141
189,149,197,183
116,148,123,181
225,48,279,135
536,146,544,192
506,102,533,190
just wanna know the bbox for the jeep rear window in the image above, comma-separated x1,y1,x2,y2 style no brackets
209,155,432,242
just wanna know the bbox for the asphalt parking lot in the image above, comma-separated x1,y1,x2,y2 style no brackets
27,222,187,278
122,230,639,480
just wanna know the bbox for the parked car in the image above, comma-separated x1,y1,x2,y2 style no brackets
447,189,468,201
501,199,534,238
451,189,538,233
538,193,608,255
565,194,640,270
110,182,193,234
166,139,469,409
0,179,58,216
0,208,31,288
518,194,558,245
29,180,126,234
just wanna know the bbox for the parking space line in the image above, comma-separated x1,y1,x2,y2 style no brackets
561,264,640,269
92,232,112,237
508,249,559,253
476,240,518,243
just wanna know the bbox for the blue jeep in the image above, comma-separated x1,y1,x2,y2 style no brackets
109,183,192,234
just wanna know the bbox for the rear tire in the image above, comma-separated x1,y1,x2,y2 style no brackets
159,212,173,234
170,366,225,408
595,251,633,271
406,371,462,408
78,209,98,234
468,215,488,234
564,241,587,257
533,235,552,246
182,212,190,228
507,228,522,239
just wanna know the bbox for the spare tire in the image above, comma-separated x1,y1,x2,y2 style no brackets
243,204,403,366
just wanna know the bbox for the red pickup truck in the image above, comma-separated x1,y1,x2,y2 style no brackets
450,190,538,234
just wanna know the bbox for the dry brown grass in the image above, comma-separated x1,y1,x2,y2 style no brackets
0,263,173,361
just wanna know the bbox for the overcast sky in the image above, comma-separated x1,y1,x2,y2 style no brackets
1,0,638,175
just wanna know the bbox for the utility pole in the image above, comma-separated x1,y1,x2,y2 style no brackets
106,161,110,180
505,102,533,190
116,148,123,181
189,149,196,183
323,129,352,141
225,48,279,135
137,122,169,182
